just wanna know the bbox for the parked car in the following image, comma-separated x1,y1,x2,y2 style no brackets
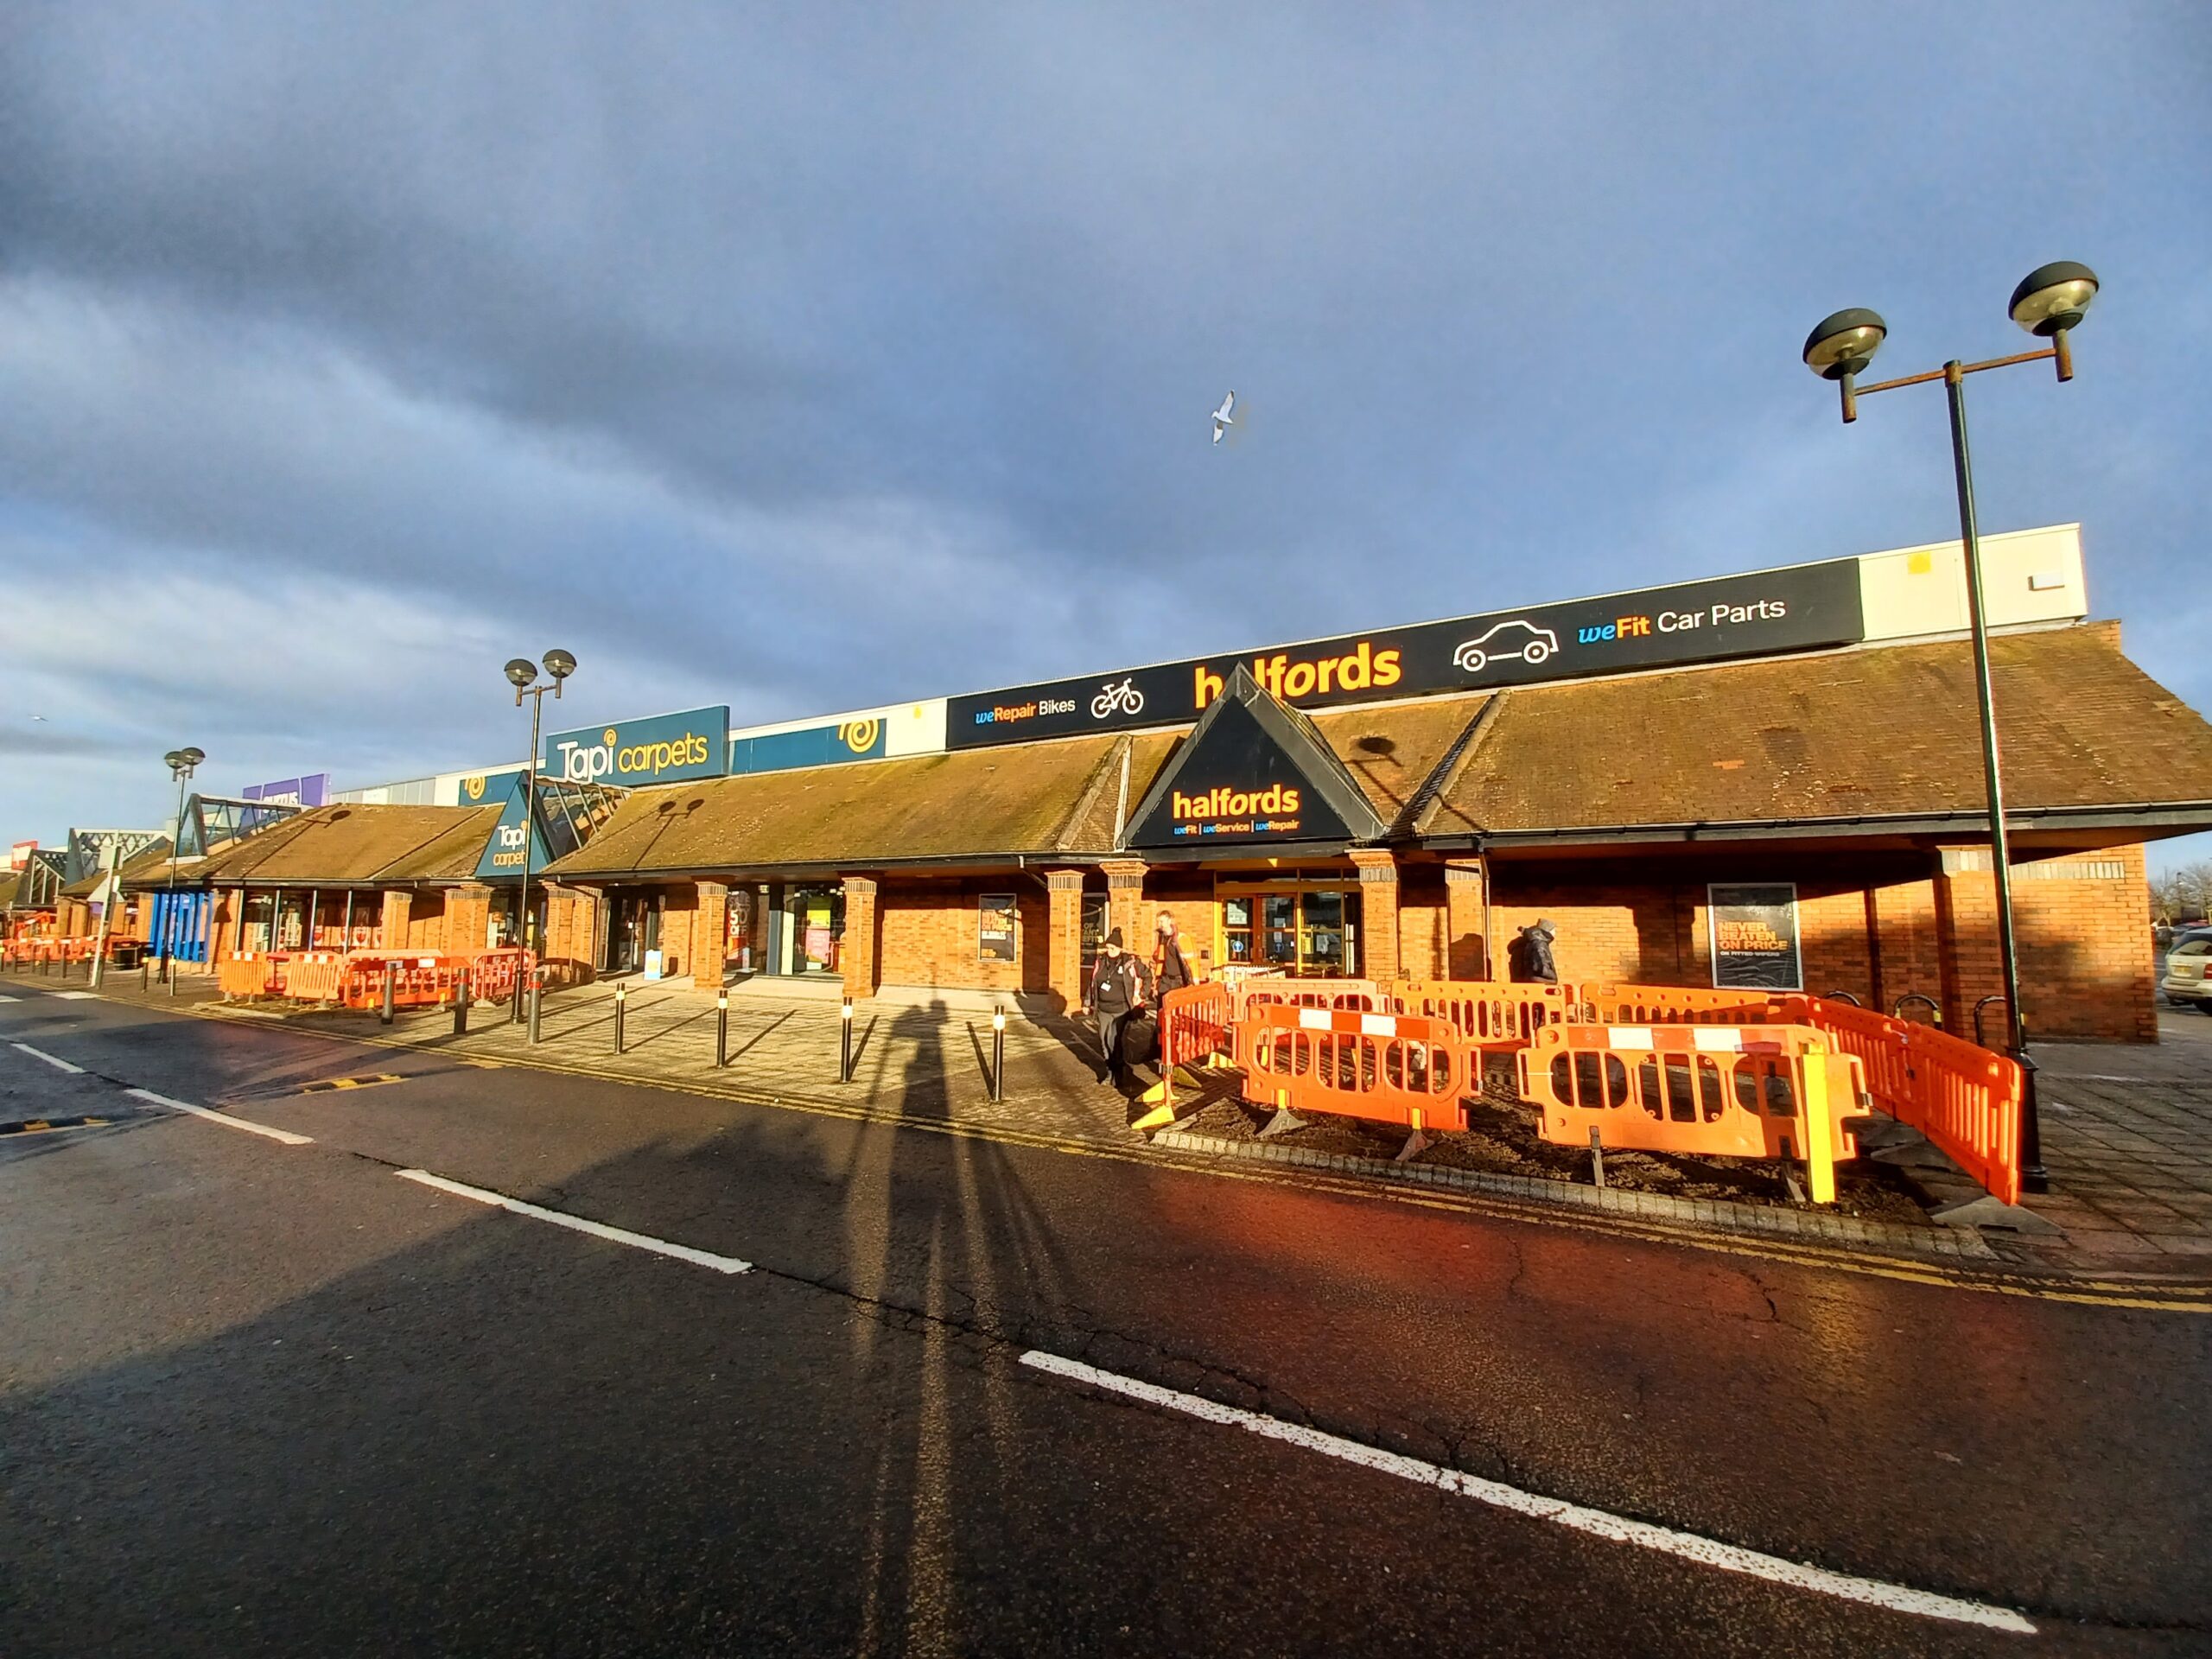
2163,929,2212,1010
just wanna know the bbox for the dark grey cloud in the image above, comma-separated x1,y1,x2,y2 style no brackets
1,3,2208,847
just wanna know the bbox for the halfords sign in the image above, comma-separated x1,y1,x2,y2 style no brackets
242,773,330,809
544,706,729,787
946,561,1863,749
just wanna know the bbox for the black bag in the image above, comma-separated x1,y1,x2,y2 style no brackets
1119,1009,1160,1069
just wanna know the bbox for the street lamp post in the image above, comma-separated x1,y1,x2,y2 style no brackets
1802,260,2099,1197
161,747,205,984
504,651,577,964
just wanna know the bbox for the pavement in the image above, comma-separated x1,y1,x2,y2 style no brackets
28,962,2212,1277
3,981,2210,1655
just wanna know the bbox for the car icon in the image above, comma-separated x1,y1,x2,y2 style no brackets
1452,619,1559,675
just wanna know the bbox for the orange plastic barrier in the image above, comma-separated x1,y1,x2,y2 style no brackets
1774,995,2025,1205
1387,979,1581,1049
1519,1022,1866,1201
1232,977,1389,1022
333,952,465,1011
1572,982,1796,1028
1237,1003,1473,1134
1160,980,1234,1072
280,952,352,1002
462,948,536,1005
217,950,287,999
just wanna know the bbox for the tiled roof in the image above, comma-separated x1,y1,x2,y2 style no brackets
1423,621,2212,836
543,730,1178,878
0,871,19,909
189,803,504,885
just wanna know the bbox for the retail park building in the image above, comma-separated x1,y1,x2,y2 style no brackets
31,524,2212,1042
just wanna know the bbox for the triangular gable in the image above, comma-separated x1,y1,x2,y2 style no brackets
1122,665,1390,851
474,772,554,880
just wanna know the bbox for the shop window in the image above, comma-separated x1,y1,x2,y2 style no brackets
1221,896,1254,964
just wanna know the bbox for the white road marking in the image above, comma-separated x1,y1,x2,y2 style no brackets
0,993,20,1002
49,990,98,1001
11,1041,85,1075
1019,1351,2035,1636
124,1088,314,1146
394,1170,753,1274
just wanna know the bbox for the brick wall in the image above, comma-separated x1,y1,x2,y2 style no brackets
876,877,1050,994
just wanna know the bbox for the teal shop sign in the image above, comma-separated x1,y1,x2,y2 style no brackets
729,717,887,775
474,773,552,881
543,705,730,786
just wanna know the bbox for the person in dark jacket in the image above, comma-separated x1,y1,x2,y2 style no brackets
1086,928,1151,1087
1153,911,1192,999
1510,918,1560,984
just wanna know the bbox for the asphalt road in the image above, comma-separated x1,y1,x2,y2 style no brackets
3,984,2208,1656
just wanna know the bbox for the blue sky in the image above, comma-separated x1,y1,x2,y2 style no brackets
2,4,2208,869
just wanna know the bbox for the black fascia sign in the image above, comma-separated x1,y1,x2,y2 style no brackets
1123,697,1353,850
947,559,1864,749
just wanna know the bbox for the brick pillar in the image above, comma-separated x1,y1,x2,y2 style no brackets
1102,859,1147,951
218,890,245,957
1351,849,1402,982
543,882,601,984
1444,858,1489,981
380,890,412,951
694,880,729,988
1933,846,2004,1035
448,883,493,957
1046,868,1087,1014
841,874,880,997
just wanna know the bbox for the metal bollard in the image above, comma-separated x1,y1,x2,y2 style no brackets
381,961,397,1026
142,957,149,994
614,980,626,1054
839,997,853,1084
716,988,729,1068
528,976,542,1045
454,972,470,1036
990,1007,1006,1103
169,953,180,996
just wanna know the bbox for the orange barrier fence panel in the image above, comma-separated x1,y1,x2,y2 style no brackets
1572,982,1796,1028
461,948,536,1005
1518,1022,1864,1181
1236,1004,1473,1133
1774,995,2024,1205
1160,981,1234,1071
1231,977,1388,1022
216,950,285,999
1386,979,1581,1048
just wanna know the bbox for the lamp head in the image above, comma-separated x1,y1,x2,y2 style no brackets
1802,308,1887,380
2010,261,2098,337
505,658,539,690
164,749,185,771
542,648,575,680
181,747,205,767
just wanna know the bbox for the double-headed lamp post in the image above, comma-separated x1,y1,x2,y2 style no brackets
161,747,205,978
504,651,576,954
1802,260,2099,1197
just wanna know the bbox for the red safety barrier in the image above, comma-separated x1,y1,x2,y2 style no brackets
1237,1003,1474,1135
328,952,466,1011
461,948,536,1006
1774,995,2025,1205
1519,1021,1864,1177
1161,980,1234,1072
1387,979,1582,1049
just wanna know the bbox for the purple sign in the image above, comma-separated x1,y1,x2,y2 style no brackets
241,773,330,809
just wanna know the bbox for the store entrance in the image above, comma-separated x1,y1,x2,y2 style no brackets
1218,883,1361,976
605,890,662,974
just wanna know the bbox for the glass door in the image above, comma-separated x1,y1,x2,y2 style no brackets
1217,886,1361,976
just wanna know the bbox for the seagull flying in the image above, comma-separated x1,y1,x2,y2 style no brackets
1211,391,1235,444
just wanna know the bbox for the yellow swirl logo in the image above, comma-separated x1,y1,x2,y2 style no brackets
839,719,880,754
464,775,486,801
602,728,619,746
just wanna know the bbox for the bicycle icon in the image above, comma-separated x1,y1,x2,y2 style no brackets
1090,677,1146,719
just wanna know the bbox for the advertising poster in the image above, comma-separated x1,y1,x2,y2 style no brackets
1707,884,1803,990
978,894,1017,962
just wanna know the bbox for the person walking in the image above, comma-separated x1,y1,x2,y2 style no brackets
1510,918,1560,984
1153,911,1192,999
1086,927,1148,1089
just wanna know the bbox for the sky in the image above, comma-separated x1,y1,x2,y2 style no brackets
3,4,2209,870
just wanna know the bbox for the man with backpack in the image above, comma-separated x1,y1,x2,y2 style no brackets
1085,927,1153,1089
